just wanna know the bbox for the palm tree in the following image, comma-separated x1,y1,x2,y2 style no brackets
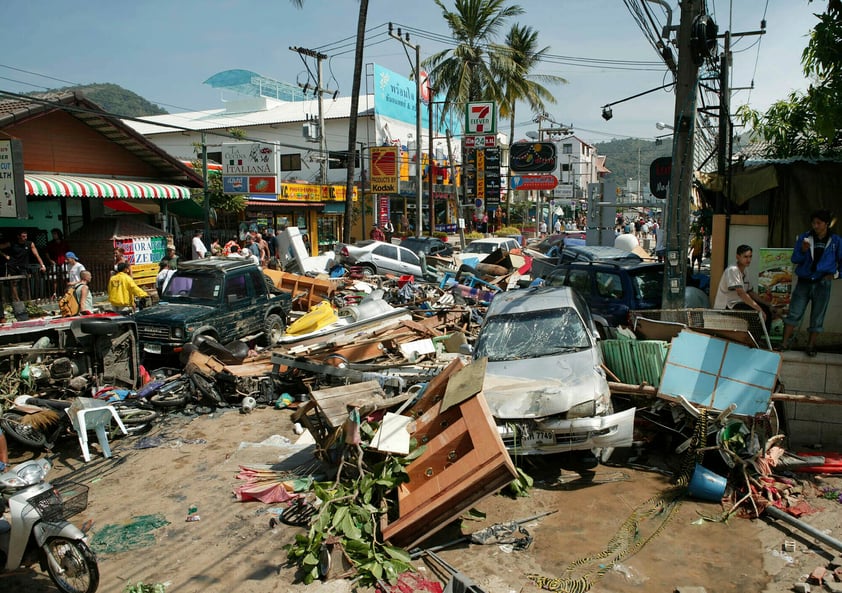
423,0,525,113
290,0,368,243
497,24,567,207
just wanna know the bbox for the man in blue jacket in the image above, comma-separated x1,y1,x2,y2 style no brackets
780,209,842,356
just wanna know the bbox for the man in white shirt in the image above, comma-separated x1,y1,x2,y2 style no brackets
191,230,207,260
65,251,85,284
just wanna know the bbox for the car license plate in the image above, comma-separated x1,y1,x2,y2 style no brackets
143,344,162,354
523,431,555,447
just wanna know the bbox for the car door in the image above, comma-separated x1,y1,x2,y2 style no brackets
371,243,402,275
591,270,628,326
218,271,257,342
398,247,424,276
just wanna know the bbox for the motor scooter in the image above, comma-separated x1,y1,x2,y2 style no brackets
0,457,99,593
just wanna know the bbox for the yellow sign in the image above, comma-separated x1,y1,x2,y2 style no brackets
370,146,399,193
280,183,358,202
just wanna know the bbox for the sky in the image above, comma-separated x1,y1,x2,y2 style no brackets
0,0,820,145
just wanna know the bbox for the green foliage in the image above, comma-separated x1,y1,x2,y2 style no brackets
737,3,842,158
593,138,673,186
506,466,534,497
464,231,485,240
284,449,421,587
50,83,167,117
189,155,246,215
494,226,521,236
123,582,167,593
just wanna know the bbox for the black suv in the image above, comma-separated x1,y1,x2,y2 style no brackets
545,259,664,327
400,236,454,257
134,258,292,356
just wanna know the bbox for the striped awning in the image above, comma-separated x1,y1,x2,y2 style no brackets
25,174,193,200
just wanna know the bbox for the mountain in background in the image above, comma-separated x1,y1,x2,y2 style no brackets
50,83,168,117
594,137,673,189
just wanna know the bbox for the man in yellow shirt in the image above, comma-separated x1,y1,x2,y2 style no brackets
108,262,148,314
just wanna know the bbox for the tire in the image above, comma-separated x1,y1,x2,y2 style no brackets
43,537,100,593
150,382,191,408
360,264,377,277
76,318,119,336
191,372,222,405
260,314,285,347
114,407,160,426
1,410,48,449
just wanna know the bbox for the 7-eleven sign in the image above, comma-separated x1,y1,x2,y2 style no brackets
465,102,496,135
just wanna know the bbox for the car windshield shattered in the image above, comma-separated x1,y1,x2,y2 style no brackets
474,307,591,361
464,242,498,255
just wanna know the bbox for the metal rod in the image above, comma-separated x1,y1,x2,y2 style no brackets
765,506,842,553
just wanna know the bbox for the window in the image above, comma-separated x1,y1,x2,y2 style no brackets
595,271,624,299
328,151,360,169
281,153,302,171
401,249,420,266
225,274,248,300
567,269,592,297
562,143,573,155
373,244,399,260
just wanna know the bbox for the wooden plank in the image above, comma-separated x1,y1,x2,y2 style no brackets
308,381,386,429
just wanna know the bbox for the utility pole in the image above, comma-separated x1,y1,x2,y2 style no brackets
428,83,435,235
290,46,329,184
446,129,466,249
201,132,210,240
663,0,701,309
389,25,423,238
716,30,730,215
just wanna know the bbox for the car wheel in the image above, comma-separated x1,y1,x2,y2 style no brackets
76,318,119,336
260,314,285,347
360,264,377,277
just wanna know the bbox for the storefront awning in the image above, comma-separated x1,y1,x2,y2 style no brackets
25,174,193,200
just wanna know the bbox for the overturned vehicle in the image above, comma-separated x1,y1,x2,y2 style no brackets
470,286,635,460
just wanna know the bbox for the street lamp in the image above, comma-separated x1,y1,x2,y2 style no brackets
656,121,675,131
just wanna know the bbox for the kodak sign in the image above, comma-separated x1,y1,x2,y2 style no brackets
370,146,399,193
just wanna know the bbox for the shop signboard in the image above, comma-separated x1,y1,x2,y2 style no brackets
465,102,496,135
756,248,794,309
508,142,556,173
222,142,279,195
281,183,324,202
370,146,399,193
509,174,558,191
649,156,672,199
114,236,167,289
0,139,26,219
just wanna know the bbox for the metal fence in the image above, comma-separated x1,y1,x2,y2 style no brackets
630,308,773,350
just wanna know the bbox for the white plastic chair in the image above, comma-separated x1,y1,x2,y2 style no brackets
66,397,128,462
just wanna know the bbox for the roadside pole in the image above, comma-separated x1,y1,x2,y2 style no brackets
662,0,701,309
446,129,466,250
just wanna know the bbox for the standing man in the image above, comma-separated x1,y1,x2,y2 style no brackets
653,218,665,262
553,218,562,234
383,219,395,244
65,251,85,285
77,270,94,315
108,262,148,314
780,209,842,356
191,229,207,260
4,230,46,301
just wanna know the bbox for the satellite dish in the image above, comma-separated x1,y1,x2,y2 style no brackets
525,131,539,140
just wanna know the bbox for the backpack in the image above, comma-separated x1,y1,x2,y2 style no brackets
58,283,83,317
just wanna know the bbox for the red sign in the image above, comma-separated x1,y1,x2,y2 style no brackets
509,174,558,191
370,146,399,193
248,176,276,193
464,135,497,148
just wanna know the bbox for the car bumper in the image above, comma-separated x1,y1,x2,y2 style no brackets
495,407,635,455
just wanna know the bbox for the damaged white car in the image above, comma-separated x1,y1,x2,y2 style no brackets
471,286,635,460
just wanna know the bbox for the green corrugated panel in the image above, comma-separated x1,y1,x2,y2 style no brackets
601,339,669,386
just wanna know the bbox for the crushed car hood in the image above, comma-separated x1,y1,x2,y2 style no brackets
482,349,609,419
134,302,216,325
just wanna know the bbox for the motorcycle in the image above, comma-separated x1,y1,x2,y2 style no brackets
0,457,99,593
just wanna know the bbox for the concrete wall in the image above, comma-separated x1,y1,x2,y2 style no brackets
779,352,842,448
